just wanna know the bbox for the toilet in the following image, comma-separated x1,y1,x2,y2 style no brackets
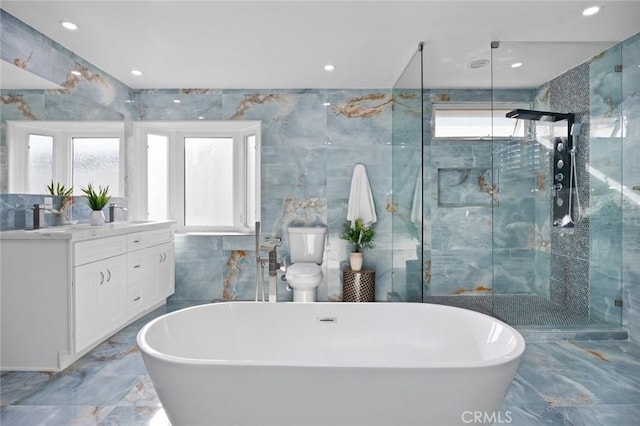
285,226,326,302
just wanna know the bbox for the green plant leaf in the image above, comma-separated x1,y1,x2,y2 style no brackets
339,218,375,252
80,183,111,211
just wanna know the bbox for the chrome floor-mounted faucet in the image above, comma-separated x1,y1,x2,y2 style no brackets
255,221,284,302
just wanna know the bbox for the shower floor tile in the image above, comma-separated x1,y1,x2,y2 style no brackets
424,294,605,326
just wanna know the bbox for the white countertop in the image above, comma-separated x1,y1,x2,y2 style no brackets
0,220,176,241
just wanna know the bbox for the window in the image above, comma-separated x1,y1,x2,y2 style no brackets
133,121,261,234
433,103,529,139
7,121,124,195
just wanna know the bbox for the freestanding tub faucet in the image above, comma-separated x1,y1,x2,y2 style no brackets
254,221,283,302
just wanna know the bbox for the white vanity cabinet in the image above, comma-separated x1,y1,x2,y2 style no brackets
74,236,129,353
0,221,175,371
125,229,175,318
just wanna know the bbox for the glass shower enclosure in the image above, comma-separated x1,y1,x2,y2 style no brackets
391,38,633,332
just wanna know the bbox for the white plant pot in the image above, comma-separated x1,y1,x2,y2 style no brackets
349,252,364,271
89,210,106,226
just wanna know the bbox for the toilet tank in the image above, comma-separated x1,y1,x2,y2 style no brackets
288,226,327,264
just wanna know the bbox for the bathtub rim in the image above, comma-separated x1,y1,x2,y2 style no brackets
137,301,526,369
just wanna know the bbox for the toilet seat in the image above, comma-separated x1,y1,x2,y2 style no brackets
286,263,322,285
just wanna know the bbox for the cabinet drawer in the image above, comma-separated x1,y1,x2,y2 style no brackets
74,236,127,266
127,284,144,316
127,253,147,285
128,228,174,251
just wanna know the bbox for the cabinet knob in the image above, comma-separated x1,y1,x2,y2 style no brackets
106,269,112,282
99,271,104,285
133,296,141,302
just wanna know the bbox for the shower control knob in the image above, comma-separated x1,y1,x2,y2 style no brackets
555,173,564,181
557,159,564,169
557,142,564,152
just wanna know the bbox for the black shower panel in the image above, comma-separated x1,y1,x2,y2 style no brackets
552,135,574,228
506,109,576,228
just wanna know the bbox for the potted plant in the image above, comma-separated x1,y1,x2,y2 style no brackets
80,183,110,226
46,180,74,225
340,218,375,271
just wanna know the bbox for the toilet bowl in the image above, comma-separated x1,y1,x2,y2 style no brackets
285,226,326,302
285,263,322,302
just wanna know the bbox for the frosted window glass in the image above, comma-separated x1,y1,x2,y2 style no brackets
72,137,120,196
184,137,234,227
147,134,169,220
435,109,525,138
27,133,53,194
246,134,256,226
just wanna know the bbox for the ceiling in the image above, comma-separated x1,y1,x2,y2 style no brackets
2,0,640,90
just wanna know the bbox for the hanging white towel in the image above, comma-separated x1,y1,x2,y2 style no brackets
347,163,377,228
410,169,422,224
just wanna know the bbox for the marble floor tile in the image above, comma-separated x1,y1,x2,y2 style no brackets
1,302,639,426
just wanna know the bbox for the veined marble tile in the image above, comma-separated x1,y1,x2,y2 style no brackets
0,371,55,408
516,342,640,406
0,90,45,121
0,405,113,426
134,88,223,121
0,11,54,82
555,405,640,426
16,371,140,406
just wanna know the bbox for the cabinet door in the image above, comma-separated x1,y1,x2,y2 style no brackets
156,242,175,299
74,254,127,352
98,255,127,335
75,261,103,352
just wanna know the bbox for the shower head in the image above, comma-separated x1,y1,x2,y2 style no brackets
506,109,573,123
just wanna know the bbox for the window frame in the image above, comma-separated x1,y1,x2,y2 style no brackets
6,120,125,195
132,121,261,235
432,102,531,141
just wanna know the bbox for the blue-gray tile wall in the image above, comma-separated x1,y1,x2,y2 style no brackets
621,32,640,343
134,88,393,302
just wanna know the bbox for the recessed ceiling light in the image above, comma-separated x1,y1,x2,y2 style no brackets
60,21,78,30
468,59,490,69
124,99,134,104
173,99,182,104
131,69,143,76
323,102,331,106
324,64,335,71
511,62,523,68
198,116,204,120
70,70,81,76
582,6,600,16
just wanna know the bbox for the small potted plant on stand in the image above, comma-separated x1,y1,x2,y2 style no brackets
340,218,375,271
81,183,110,226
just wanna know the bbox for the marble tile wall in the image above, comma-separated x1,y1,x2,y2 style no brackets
0,9,133,193
534,61,593,319
134,88,394,302
416,89,538,299
621,32,640,344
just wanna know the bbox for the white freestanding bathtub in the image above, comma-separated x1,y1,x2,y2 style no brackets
137,302,525,426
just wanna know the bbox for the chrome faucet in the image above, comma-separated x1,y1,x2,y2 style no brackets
108,203,128,223
32,204,59,230
255,221,283,302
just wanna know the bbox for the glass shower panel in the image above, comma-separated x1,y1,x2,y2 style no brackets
491,41,623,327
390,44,423,302
421,41,493,312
